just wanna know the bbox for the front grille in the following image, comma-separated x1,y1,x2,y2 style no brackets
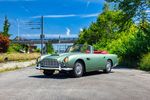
40,59,59,68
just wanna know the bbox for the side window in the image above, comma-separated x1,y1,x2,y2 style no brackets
81,45,90,53
87,46,91,51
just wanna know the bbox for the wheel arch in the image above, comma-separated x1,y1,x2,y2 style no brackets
107,59,113,66
75,59,86,72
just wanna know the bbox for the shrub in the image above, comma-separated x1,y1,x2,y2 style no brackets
139,53,150,71
7,43,24,53
0,34,10,53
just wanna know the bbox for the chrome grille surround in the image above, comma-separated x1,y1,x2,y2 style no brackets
40,59,59,68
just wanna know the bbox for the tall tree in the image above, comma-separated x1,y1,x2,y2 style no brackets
46,42,54,54
3,16,10,37
106,0,150,23
103,2,110,12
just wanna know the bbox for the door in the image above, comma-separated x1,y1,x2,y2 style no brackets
85,54,107,71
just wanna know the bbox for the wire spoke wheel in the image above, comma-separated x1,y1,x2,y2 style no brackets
73,61,84,78
103,60,112,73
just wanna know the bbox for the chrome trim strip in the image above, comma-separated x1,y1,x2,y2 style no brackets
36,66,73,71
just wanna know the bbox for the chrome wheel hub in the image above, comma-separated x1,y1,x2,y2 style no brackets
75,63,82,75
106,61,111,71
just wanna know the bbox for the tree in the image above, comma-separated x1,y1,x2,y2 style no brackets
106,0,150,23
0,34,10,53
77,10,126,46
103,2,110,12
46,42,54,54
3,16,10,37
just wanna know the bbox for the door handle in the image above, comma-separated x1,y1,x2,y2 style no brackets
87,58,90,60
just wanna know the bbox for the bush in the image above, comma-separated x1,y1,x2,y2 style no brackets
34,48,40,53
8,43,24,53
139,53,150,71
0,34,10,53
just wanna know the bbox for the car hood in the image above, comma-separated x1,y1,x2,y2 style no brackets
39,53,77,62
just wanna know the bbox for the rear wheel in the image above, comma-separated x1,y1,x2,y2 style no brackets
103,60,112,73
43,70,55,76
73,61,84,78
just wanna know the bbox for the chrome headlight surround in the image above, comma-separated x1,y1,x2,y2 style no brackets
63,57,69,63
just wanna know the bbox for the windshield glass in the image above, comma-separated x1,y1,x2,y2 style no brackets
65,44,90,53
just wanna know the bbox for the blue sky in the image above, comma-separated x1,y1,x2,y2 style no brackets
0,0,105,39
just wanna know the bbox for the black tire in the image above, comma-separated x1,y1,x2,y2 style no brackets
73,61,84,78
103,60,112,73
43,70,55,76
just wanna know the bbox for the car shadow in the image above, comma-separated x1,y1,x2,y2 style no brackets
113,65,137,69
29,71,114,79
29,73,71,79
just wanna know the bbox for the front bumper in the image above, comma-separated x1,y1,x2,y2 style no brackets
36,64,73,71
36,57,73,71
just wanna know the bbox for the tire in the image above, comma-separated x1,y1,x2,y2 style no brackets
103,60,112,73
73,61,84,78
43,70,55,76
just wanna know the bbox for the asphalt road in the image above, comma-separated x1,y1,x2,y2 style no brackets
0,67,150,100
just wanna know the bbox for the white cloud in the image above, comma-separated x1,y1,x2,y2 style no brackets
66,28,71,36
80,28,83,32
32,13,99,18
81,13,99,18
21,6,30,13
86,1,90,8
145,10,150,13
44,14,76,18
33,14,76,18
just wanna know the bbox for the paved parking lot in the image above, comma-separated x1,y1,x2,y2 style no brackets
0,67,150,100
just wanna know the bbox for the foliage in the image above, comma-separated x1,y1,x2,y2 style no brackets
0,34,10,53
46,42,54,54
106,0,150,23
76,10,126,45
76,1,150,67
8,43,24,53
34,48,40,53
139,53,150,71
2,16,11,37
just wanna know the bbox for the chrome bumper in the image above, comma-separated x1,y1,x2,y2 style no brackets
36,65,73,71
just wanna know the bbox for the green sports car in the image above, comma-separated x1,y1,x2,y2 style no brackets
36,44,118,77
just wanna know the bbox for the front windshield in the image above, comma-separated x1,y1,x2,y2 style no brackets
65,44,90,53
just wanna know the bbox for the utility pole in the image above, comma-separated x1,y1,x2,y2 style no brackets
17,19,19,41
26,16,44,55
40,16,44,55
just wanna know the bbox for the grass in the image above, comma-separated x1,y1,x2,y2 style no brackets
0,53,40,63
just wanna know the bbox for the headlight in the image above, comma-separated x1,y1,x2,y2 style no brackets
64,57,69,63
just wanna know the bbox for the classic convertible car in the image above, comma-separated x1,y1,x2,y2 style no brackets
36,44,118,77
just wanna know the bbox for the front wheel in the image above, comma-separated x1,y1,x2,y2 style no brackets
73,61,84,78
103,60,112,73
43,70,55,76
